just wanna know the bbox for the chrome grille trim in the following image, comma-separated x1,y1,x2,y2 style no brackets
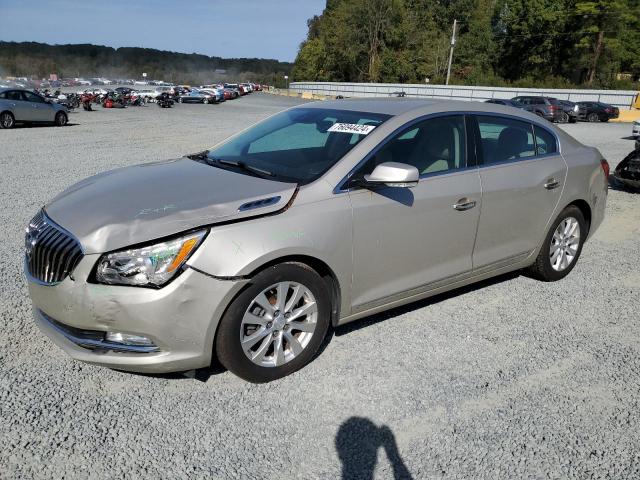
25,210,83,285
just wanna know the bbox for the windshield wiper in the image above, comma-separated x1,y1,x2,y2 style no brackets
206,157,274,178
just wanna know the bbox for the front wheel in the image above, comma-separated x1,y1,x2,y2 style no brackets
528,205,586,281
54,111,68,127
215,263,331,382
559,112,570,124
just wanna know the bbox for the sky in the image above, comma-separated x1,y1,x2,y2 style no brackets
0,0,326,62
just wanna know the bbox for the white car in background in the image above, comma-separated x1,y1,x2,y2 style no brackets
78,88,109,96
633,120,640,137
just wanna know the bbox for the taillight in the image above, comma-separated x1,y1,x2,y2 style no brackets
601,159,610,178
605,108,612,113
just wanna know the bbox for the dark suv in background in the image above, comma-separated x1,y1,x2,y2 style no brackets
511,96,563,123
576,101,620,122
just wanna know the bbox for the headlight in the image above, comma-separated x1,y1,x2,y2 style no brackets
574,105,579,112
95,229,207,287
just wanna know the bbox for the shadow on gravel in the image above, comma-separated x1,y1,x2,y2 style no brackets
336,417,412,480
335,271,520,336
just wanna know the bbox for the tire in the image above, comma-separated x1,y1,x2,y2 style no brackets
588,113,599,122
203,98,209,104
559,112,570,124
0,111,15,129
54,112,67,127
216,263,331,383
528,205,587,282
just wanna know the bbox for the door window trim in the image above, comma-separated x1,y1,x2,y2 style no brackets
470,113,561,168
334,111,475,193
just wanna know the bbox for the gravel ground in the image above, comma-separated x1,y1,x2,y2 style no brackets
1,95,639,479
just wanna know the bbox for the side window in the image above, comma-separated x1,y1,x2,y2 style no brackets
248,118,336,154
477,116,535,163
358,115,466,177
0,92,5,99
23,91,45,103
534,126,557,155
6,90,23,101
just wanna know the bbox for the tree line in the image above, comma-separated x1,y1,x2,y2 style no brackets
292,0,640,89
0,42,293,86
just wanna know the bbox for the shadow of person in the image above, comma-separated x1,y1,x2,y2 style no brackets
336,417,412,480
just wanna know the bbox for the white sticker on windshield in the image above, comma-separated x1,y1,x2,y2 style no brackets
327,123,376,135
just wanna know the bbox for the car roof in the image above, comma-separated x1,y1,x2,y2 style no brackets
299,97,547,118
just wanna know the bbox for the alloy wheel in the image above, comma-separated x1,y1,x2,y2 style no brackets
1,112,14,128
240,281,318,368
549,216,581,272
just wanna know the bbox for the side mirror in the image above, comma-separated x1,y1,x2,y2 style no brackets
362,162,419,188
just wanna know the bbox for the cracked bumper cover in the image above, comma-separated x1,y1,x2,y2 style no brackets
27,254,245,373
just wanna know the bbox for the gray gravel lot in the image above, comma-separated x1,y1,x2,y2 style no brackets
1,94,639,479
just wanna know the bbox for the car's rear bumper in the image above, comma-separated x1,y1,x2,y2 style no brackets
27,254,245,373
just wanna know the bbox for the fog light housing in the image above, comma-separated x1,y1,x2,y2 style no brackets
106,332,155,347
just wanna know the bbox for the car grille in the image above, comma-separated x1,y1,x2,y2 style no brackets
25,210,83,284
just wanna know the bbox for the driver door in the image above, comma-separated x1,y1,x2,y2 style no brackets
348,115,482,312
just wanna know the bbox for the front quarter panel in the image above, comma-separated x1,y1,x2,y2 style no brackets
186,195,354,317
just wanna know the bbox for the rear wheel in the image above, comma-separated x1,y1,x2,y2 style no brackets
588,112,599,122
203,98,209,104
0,111,15,129
54,111,67,127
216,263,331,382
528,205,586,281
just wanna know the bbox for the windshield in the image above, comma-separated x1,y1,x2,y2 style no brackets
206,107,391,184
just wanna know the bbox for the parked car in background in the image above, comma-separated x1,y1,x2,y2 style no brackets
511,96,563,123
0,88,69,128
199,86,225,103
555,99,583,124
632,120,639,137
24,99,608,382
577,101,620,122
78,88,109,96
178,88,215,104
115,87,133,95
485,99,524,108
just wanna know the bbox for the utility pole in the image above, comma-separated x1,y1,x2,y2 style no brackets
445,19,457,86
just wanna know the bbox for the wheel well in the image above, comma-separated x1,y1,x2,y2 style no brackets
567,199,592,235
246,255,341,326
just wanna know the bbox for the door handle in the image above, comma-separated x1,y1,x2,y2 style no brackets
544,178,560,190
452,198,477,211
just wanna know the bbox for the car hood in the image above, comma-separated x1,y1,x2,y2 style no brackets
44,158,297,254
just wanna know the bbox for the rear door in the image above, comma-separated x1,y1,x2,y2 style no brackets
471,115,567,269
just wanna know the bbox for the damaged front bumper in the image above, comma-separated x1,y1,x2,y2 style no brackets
612,150,640,190
27,254,245,373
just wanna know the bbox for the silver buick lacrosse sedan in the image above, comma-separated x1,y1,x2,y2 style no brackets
25,98,608,382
